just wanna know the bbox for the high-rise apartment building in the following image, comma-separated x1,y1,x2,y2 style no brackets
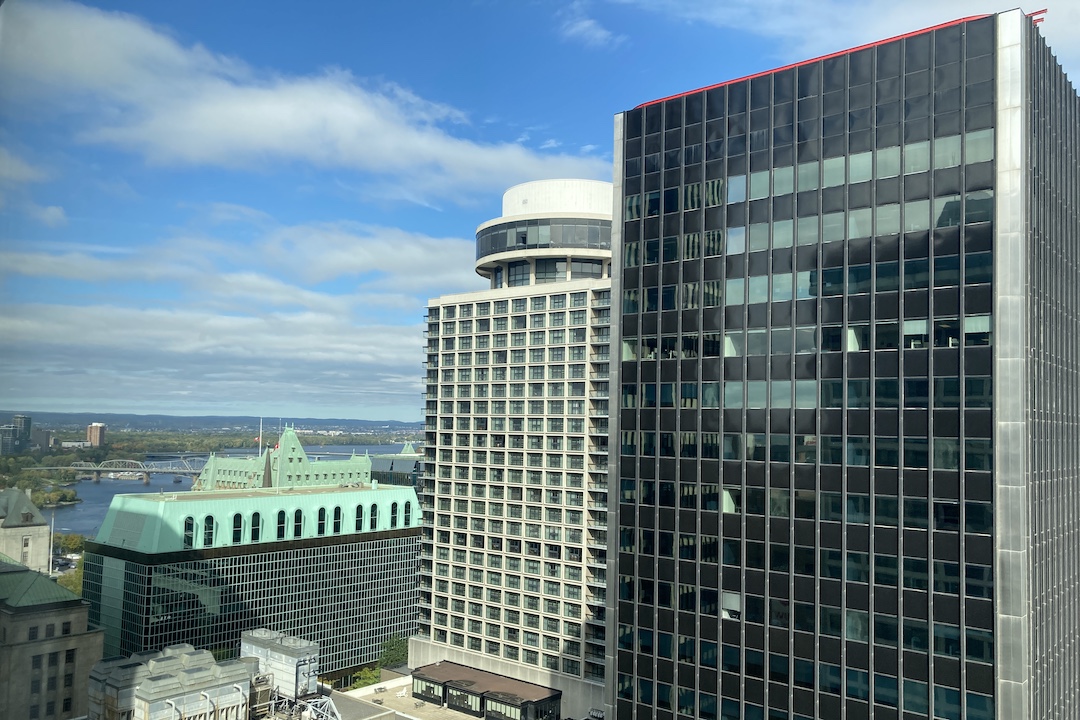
86,422,106,447
410,179,614,719
613,11,1078,720
12,415,30,444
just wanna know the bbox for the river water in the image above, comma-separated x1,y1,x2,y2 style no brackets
47,444,409,539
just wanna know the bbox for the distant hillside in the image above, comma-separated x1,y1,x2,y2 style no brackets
0,411,423,433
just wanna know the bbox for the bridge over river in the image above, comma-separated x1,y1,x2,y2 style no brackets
33,458,209,484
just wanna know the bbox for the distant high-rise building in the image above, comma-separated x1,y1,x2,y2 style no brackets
613,11,1078,720
409,179,614,719
0,426,16,456
29,427,54,450
86,422,106,447
12,414,30,444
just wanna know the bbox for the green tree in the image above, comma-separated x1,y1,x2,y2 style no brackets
57,558,83,596
379,635,408,668
348,666,381,690
52,532,85,555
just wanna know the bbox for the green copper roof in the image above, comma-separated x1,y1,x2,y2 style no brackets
0,488,47,528
193,427,373,491
94,483,420,554
0,555,82,608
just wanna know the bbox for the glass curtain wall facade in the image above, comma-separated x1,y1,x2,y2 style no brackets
613,12,1079,720
411,180,613,719
83,533,417,682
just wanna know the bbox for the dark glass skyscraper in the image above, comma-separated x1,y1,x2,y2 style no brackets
612,11,1079,720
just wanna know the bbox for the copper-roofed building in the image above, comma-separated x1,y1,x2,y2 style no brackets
84,427,422,684
0,551,104,720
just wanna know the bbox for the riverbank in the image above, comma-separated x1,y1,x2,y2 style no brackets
40,499,82,509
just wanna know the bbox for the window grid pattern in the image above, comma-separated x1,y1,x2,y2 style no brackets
616,16,1000,720
419,286,612,687
83,534,417,682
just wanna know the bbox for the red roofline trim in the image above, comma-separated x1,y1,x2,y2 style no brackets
634,15,992,109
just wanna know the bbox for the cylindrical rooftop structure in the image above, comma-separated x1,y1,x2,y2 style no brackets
474,179,614,287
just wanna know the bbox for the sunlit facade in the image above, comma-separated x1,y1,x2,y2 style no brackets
410,180,614,719
613,11,1079,720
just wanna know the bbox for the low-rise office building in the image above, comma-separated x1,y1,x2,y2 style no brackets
0,552,104,720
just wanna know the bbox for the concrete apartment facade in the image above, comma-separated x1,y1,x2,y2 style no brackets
410,179,614,719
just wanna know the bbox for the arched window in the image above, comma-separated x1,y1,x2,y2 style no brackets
183,517,194,549
355,505,364,532
232,513,243,544
251,512,261,543
404,502,412,527
369,503,378,530
277,511,287,539
317,508,327,536
391,502,399,528
293,509,303,538
333,507,342,534
203,515,215,547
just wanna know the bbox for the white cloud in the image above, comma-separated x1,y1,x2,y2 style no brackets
0,302,427,418
26,203,67,227
611,0,1080,78
0,210,479,314
0,1,610,202
559,1,626,49
0,146,47,184
540,139,561,149
258,221,476,293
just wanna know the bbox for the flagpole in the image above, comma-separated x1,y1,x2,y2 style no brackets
259,417,263,457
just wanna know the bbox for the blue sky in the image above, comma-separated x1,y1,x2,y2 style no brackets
1,0,1077,421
